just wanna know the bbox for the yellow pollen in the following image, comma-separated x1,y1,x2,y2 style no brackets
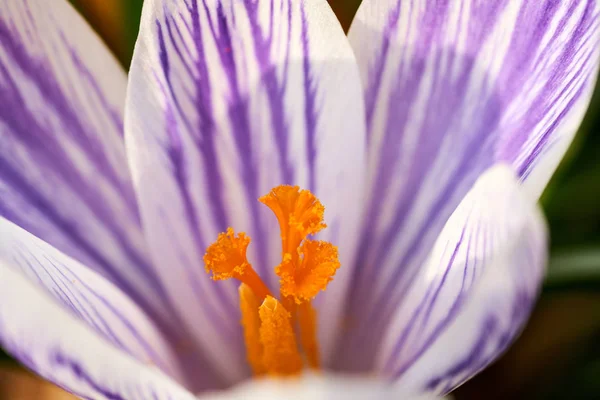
204,185,339,378
259,296,303,375
277,240,340,304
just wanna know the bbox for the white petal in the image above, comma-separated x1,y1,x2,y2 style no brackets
376,165,547,395
0,264,198,400
0,216,185,382
126,0,366,380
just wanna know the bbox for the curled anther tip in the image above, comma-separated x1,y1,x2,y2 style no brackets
204,227,251,280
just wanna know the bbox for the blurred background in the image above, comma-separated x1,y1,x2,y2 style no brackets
1,0,599,399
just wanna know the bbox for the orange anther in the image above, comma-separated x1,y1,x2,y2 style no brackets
204,228,271,300
204,228,250,280
276,240,340,304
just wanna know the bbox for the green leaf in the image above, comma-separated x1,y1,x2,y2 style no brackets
546,248,600,289
122,0,144,68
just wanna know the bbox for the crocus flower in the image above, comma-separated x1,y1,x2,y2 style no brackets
0,0,598,398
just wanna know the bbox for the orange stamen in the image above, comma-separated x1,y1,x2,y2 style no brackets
276,239,340,304
204,228,271,300
259,296,303,376
297,301,320,369
239,284,265,375
204,185,340,377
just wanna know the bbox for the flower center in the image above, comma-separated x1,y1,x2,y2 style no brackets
203,185,340,376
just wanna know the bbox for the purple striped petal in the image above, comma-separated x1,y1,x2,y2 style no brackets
0,265,197,400
0,0,177,327
339,0,599,369
126,0,366,380
373,165,547,395
0,216,186,384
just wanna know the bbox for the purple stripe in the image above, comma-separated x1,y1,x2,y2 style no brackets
188,1,232,233
52,353,126,400
0,20,129,204
42,266,134,359
47,259,172,371
516,5,597,173
424,315,498,392
244,0,294,186
497,0,597,166
8,232,179,375
212,0,271,276
384,222,478,375
0,320,122,400
0,159,162,316
156,28,237,332
363,0,402,132
67,46,124,138
423,291,535,393
300,4,318,190
383,228,468,372
157,8,251,339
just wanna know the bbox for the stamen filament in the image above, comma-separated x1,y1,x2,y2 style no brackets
240,267,271,300
239,284,264,375
297,301,319,369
